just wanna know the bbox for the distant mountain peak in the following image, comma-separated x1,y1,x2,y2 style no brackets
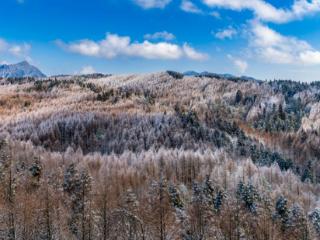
16,60,30,66
0,61,46,78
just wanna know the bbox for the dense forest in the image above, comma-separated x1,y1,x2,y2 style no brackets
0,72,320,239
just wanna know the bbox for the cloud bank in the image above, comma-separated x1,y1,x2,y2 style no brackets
203,0,320,23
57,33,207,61
249,21,320,65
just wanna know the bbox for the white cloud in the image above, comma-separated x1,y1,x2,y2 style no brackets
234,59,248,73
180,0,202,14
210,11,221,19
57,39,101,57
215,27,237,39
0,38,31,60
58,33,207,61
299,51,320,65
202,0,320,23
292,0,320,18
249,21,320,65
228,54,248,73
133,0,172,9
79,66,96,75
8,43,31,57
144,31,175,41
183,43,208,60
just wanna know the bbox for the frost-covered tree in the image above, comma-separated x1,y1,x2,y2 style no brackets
275,196,290,231
287,204,310,239
236,181,260,213
0,139,16,240
309,208,320,236
63,164,92,239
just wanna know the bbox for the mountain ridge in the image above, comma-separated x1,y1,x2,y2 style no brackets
183,70,259,82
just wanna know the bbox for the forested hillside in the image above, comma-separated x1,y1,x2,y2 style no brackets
1,72,320,239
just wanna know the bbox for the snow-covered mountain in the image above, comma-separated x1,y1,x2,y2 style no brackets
0,61,46,78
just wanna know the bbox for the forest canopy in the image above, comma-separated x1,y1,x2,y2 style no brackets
0,72,320,239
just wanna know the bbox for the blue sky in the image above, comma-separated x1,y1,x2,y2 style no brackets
1,0,320,81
